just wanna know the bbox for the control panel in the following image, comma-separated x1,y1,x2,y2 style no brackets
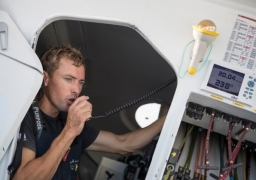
201,61,256,106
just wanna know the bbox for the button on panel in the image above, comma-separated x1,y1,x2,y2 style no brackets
240,75,256,104
248,81,255,88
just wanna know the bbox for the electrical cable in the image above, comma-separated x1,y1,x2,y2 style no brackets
178,125,195,151
227,124,234,171
209,131,215,154
194,129,202,174
178,40,194,78
233,148,239,180
193,128,206,180
198,110,220,180
219,122,252,180
90,76,177,119
226,136,234,180
176,123,189,163
204,111,215,170
184,127,198,170
199,130,206,178
180,127,197,180
163,167,172,180
178,40,213,78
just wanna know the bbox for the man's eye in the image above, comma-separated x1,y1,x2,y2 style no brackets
65,78,72,82
79,82,84,86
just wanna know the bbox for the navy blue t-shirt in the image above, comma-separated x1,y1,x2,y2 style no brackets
22,108,100,153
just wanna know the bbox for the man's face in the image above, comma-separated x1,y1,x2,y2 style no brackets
44,58,85,112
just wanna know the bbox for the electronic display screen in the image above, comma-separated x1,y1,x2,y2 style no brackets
207,64,245,96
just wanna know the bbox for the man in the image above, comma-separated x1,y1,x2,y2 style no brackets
12,45,166,180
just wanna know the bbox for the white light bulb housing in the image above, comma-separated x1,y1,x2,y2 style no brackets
188,20,219,75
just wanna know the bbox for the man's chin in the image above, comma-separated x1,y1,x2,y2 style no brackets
58,105,69,112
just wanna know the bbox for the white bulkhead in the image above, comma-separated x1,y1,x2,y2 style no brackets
0,0,256,179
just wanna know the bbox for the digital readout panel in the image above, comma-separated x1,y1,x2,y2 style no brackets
207,64,245,96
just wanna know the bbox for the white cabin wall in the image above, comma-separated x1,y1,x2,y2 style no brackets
1,0,256,179
0,11,43,179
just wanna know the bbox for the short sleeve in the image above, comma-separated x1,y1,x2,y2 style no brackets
79,123,100,150
21,108,36,152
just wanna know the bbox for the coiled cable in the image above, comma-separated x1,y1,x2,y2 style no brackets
90,75,177,119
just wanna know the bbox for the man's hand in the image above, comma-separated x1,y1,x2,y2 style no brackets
65,96,92,136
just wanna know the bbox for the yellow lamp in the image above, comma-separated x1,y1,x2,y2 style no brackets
188,20,219,75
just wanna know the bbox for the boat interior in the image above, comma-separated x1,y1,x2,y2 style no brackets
35,19,177,179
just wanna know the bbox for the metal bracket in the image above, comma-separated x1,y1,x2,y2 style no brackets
165,148,180,176
168,148,180,164
0,22,8,50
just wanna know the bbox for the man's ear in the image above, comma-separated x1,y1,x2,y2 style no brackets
43,71,49,87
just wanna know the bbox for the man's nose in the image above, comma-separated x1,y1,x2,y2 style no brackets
71,82,81,95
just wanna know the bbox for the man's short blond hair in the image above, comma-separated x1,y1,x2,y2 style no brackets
41,44,85,77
